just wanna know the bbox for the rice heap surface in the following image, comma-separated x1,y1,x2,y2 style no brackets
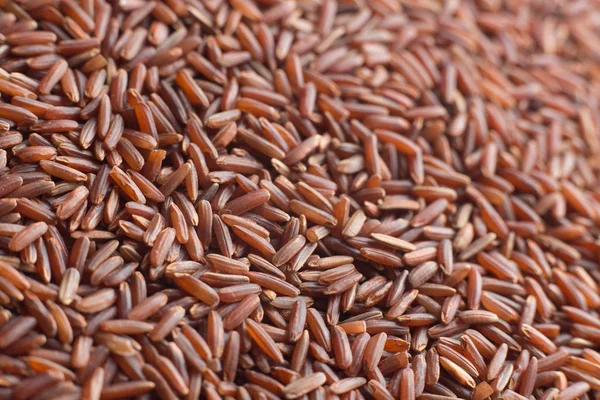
1,0,600,399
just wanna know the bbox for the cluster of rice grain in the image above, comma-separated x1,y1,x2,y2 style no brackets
0,0,599,399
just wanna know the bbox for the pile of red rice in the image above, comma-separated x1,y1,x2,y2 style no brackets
1,0,600,399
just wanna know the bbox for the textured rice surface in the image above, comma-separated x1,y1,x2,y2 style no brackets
0,0,600,399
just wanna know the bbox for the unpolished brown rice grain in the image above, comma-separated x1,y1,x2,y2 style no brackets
222,294,260,330
246,318,284,364
331,325,352,370
7,221,47,252
127,292,167,321
287,300,307,343
282,372,326,399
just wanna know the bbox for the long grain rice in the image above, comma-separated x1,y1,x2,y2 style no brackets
0,0,598,398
